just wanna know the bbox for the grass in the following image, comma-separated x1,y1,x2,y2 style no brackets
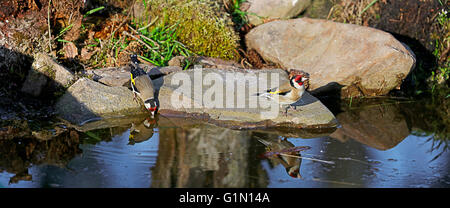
328,0,380,25
136,0,240,61
227,0,250,29
124,22,192,66
70,0,241,69
359,0,378,17
83,6,105,18
428,8,449,93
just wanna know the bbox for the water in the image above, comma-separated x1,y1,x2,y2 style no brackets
0,99,449,188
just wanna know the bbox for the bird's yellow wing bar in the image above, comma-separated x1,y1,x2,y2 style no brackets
130,73,136,85
269,90,282,95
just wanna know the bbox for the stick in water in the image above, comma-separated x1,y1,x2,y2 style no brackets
279,153,336,165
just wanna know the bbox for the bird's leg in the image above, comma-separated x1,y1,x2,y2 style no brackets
133,92,139,104
290,105,302,111
283,105,289,116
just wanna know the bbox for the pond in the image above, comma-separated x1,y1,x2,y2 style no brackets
0,98,448,188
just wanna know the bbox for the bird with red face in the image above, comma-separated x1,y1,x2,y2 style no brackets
256,69,309,115
130,54,158,117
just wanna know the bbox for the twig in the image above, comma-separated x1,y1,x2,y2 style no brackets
138,16,159,31
279,153,335,164
128,24,160,47
122,31,165,60
312,178,360,186
107,0,134,41
47,0,52,53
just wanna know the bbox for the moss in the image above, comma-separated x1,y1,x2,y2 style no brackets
135,0,240,60
41,65,56,79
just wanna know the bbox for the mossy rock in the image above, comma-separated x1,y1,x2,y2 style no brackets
133,0,240,60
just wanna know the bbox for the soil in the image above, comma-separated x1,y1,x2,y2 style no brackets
371,0,447,53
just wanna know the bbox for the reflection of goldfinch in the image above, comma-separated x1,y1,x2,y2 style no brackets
257,137,302,179
130,54,158,117
256,71,309,115
129,118,157,145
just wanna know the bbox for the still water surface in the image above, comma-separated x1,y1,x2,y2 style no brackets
0,99,449,188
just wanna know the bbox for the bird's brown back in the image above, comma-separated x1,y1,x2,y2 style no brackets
134,75,155,101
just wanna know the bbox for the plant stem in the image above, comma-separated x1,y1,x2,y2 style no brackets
47,0,52,53
122,31,165,60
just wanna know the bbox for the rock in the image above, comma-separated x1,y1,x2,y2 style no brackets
57,67,337,130
85,66,131,87
20,69,48,97
245,0,311,26
55,78,142,125
193,56,243,70
156,68,338,129
84,65,183,87
246,18,416,98
168,56,186,67
151,66,183,76
21,53,75,96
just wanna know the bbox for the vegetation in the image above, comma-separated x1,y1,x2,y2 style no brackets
135,0,240,61
328,0,380,25
430,8,450,90
126,22,193,67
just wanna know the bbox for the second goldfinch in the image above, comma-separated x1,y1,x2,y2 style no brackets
130,54,158,117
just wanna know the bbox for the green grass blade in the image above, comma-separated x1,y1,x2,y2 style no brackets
360,0,378,16
84,6,105,17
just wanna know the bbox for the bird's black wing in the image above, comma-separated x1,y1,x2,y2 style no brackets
130,54,147,93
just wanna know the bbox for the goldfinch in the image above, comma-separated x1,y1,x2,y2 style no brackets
130,54,158,117
129,118,157,145
256,71,309,115
258,136,303,179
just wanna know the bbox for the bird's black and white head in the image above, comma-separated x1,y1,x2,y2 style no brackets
144,98,158,117
130,54,140,66
290,75,309,89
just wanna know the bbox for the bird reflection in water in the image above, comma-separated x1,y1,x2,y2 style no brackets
257,136,311,179
128,116,158,145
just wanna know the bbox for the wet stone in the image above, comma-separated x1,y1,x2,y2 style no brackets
156,68,338,129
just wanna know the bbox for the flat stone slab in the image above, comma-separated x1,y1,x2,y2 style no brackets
156,68,338,129
56,68,338,131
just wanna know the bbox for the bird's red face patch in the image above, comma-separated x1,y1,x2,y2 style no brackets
294,75,303,85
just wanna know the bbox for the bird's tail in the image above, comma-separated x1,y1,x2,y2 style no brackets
253,92,274,100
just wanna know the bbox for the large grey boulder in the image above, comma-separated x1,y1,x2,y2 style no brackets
156,68,338,129
55,78,142,125
246,18,416,98
244,0,311,26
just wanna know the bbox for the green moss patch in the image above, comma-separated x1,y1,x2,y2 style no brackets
134,0,240,61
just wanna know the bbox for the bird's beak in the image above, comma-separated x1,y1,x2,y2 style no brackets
301,77,309,82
